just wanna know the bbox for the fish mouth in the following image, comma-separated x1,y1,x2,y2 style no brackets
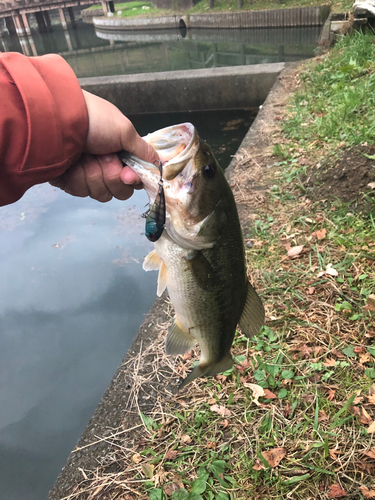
118,123,199,200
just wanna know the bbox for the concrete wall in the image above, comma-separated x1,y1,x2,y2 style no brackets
79,63,285,114
93,5,331,31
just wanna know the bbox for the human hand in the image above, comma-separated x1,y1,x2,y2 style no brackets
50,90,159,202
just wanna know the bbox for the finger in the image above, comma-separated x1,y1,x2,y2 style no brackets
98,155,136,201
120,121,160,165
81,154,113,203
120,165,142,186
61,161,90,198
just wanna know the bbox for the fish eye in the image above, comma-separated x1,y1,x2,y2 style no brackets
203,164,216,179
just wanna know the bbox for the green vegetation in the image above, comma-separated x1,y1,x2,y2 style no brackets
87,0,353,16
88,1,163,16
279,30,375,158
69,31,375,500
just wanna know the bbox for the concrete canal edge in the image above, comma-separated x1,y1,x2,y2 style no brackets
93,5,330,31
79,63,285,114
49,61,293,499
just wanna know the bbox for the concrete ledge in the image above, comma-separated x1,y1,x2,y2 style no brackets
93,14,182,30
79,63,285,114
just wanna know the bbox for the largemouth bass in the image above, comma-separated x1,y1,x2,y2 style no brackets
119,123,264,389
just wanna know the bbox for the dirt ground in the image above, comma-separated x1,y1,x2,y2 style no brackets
304,145,375,209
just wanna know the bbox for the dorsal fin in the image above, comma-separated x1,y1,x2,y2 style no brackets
238,281,265,338
165,317,196,355
143,249,161,271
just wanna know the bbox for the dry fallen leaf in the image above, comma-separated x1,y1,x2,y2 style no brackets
287,245,304,258
359,486,375,499
164,482,184,497
368,394,375,405
317,263,338,278
358,407,373,425
208,398,217,405
328,483,347,498
318,409,329,422
362,448,375,459
329,449,343,460
368,182,375,189
132,453,142,464
244,383,265,402
165,449,179,460
263,447,287,468
323,358,336,367
210,404,231,417
307,286,315,295
182,350,194,360
316,228,327,240
142,463,154,479
220,419,229,429
360,352,372,365
263,388,278,399
327,388,337,401
366,295,375,312
368,421,375,434
235,358,252,373
180,434,192,444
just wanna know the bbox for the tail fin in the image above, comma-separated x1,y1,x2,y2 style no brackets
179,354,233,390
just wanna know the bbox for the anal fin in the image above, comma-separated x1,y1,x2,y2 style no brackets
143,249,161,271
165,317,196,355
238,281,265,338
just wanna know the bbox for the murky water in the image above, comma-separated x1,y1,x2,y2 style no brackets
0,20,320,78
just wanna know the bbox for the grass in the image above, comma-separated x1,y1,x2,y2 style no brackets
63,31,375,500
277,31,375,159
87,1,165,17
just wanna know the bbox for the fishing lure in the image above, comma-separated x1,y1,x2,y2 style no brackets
117,151,166,242
144,160,166,242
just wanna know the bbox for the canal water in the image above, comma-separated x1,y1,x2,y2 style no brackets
0,20,320,78
0,19,320,500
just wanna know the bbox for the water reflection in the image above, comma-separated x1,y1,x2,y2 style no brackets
0,21,320,78
0,184,157,500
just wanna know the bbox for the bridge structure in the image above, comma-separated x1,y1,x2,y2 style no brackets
0,0,114,37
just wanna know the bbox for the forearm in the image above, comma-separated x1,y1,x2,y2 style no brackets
0,52,89,206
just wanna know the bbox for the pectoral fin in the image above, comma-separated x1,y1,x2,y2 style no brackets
238,281,265,338
157,260,168,297
165,317,196,355
184,251,216,292
143,249,161,271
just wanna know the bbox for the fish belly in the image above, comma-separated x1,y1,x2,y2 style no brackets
154,232,245,365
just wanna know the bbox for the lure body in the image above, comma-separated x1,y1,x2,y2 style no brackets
117,151,166,242
145,171,166,242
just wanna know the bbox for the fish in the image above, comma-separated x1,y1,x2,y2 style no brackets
118,123,264,389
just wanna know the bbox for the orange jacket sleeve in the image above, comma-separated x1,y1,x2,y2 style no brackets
0,52,89,206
